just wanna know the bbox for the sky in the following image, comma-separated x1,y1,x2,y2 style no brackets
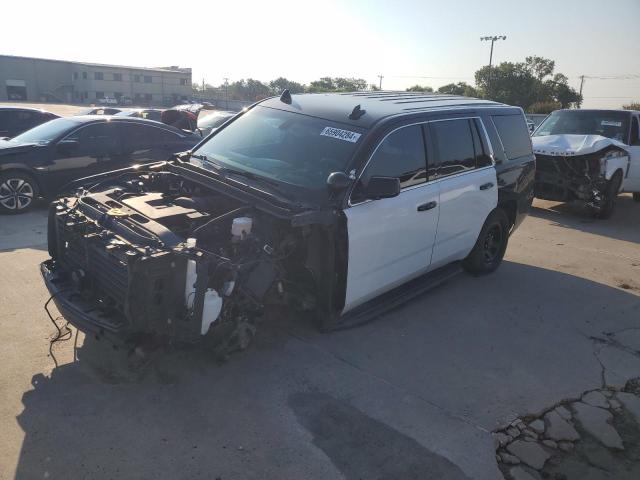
1,0,639,108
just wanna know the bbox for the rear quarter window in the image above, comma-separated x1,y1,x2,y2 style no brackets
491,114,532,161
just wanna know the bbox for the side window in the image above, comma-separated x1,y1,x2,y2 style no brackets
353,125,427,201
491,115,532,160
66,123,119,155
471,119,493,168
155,128,181,145
429,119,475,178
630,116,640,146
121,124,157,152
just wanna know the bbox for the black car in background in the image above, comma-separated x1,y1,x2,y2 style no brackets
0,106,60,138
78,107,122,116
116,109,164,122
0,116,201,213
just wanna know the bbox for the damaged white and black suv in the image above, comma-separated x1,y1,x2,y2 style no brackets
532,109,640,218
41,92,534,356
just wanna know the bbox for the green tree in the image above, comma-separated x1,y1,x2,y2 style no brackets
475,56,581,111
269,77,305,95
623,101,640,110
528,101,561,114
406,85,433,92
226,79,271,101
437,82,477,97
307,77,368,92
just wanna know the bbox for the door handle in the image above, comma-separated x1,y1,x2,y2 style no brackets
417,201,437,212
479,182,494,190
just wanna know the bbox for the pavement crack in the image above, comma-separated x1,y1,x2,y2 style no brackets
283,328,491,433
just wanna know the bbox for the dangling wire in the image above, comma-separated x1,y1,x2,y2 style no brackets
44,293,73,368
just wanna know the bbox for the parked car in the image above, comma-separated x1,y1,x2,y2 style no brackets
0,116,201,213
40,91,534,357
78,107,122,115
116,108,164,122
0,106,59,139
531,109,640,217
197,110,236,137
98,96,118,106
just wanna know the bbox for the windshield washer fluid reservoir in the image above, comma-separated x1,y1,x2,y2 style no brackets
231,217,252,239
201,288,223,335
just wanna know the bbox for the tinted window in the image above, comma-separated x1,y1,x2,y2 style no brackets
471,119,492,168
66,123,120,154
631,116,640,146
491,115,532,160
121,124,157,152
355,125,426,199
429,119,475,177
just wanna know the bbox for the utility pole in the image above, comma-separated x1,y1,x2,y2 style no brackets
377,75,384,90
480,35,506,97
223,77,229,109
578,75,585,108
202,78,205,99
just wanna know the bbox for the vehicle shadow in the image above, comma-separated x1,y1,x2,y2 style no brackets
12,262,640,479
529,194,640,244
0,204,48,252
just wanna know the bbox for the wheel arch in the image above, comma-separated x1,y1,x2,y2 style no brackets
0,166,43,196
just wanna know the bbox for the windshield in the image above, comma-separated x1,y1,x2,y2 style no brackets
10,118,80,144
534,110,630,143
192,106,364,189
198,112,234,129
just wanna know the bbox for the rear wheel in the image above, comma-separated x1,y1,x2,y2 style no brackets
463,208,510,275
0,172,39,214
595,171,623,219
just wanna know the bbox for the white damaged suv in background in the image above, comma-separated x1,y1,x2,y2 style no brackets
531,109,640,218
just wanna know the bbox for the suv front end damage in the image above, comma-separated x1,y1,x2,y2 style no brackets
41,163,345,356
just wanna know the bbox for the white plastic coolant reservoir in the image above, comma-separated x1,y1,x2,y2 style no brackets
185,238,197,309
231,217,252,238
201,288,223,335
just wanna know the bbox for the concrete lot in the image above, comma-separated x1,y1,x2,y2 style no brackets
0,195,638,480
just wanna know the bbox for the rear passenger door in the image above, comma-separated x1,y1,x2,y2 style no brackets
120,123,184,164
344,124,439,313
427,118,498,269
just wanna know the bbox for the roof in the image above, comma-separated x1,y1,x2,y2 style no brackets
64,115,186,132
0,105,57,114
259,91,512,128
0,54,191,74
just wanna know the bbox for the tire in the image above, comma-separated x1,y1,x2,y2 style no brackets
463,208,510,275
595,171,623,219
0,172,39,214
633,192,640,203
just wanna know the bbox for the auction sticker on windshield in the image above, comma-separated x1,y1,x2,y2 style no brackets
321,126,362,143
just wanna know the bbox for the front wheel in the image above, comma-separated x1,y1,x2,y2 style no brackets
0,172,39,214
463,208,510,275
595,171,623,219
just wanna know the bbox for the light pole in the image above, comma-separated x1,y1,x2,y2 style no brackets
223,77,229,109
480,35,506,96
377,75,384,90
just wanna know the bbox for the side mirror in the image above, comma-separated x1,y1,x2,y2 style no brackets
326,171,351,192
364,176,400,200
57,139,79,154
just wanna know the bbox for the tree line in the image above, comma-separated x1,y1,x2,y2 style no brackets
194,56,588,114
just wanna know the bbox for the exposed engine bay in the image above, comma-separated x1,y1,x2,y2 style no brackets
41,165,345,356
532,134,629,211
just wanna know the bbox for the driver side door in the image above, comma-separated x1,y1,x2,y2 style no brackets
48,121,123,192
343,124,440,313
